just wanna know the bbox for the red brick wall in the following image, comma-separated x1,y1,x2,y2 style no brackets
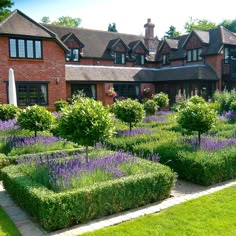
161,43,170,54
0,36,66,110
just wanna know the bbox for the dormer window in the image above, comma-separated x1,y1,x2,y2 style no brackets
162,54,170,65
135,54,145,65
66,48,80,62
115,52,126,64
187,48,202,62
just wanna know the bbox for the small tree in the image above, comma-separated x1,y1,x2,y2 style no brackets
54,99,68,112
144,99,158,116
57,97,115,162
17,105,55,137
111,99,145,131
177,99,216,147
153,92,169,109
0,104,20,121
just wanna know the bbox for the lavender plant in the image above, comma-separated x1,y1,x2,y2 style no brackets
116,127,153,136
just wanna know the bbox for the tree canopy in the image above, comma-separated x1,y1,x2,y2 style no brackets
0,0,13,22
108,23,118,32
184,17,217,33
219,19,236,33
41,16,81,27
164,25,181,38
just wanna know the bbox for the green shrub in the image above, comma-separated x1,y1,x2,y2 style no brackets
152,92,169,109
177,99,217,147
54,99,68,112
1,160,176,231
57,97,114,161
230,100,236,112
111,99,145,131
144,99,158,116
189,95,206,104
17,105,55,137
0,104,20,121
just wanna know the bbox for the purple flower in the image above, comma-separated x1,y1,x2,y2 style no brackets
0,118,19,130
7,135,61,148
143,116,166,123
183,136,236,151
117,128,153,136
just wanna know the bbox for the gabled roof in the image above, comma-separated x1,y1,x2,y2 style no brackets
66,64,218,82
0,9,69,52
44,24,147,59
194,29,210,44
0,9,54,38
166,38,179,49
221,26,236,45
183,30,209,48
156,35,188,61
128,40,149,54
62,32,85,48
107,38,130,51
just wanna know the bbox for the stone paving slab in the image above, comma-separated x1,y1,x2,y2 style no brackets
1,178,236,236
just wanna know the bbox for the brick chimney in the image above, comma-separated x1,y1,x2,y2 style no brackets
144,18,156,55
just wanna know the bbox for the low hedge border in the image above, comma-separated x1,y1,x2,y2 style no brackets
1,160,176,231
133,140,236,186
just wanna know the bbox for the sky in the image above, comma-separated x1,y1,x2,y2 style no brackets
13,0,236,38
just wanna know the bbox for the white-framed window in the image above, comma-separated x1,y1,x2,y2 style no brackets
162,54,170,65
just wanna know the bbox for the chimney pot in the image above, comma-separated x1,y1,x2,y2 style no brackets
147,18,151,23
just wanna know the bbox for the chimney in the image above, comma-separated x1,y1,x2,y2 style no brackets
144,18,155,39
144,18,156,57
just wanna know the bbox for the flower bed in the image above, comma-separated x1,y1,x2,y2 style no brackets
1,152,176,231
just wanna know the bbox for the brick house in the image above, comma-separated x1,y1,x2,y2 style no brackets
1,9,236,109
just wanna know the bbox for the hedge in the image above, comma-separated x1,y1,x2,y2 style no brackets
133,139,236,186
1,160,176,231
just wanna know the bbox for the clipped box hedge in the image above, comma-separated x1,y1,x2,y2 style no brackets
133,139,236,186
1,160,176,231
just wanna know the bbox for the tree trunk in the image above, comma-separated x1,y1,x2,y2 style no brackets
34,130,37,137
198,131,201,149
129,123,132,132
85,145,89,162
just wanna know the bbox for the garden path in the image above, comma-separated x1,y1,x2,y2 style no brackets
1,178,236,236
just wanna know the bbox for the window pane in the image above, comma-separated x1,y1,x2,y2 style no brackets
26,40,34,58
9,39,17,57
35,41,42,58
18,39,25,58
141,55,144,65
40,85,47,104
187,50,191,62
192,49,197,61
198,48,202,60
72,49,79,61
17,85,27,106
122,53,125,64
225,47,229,63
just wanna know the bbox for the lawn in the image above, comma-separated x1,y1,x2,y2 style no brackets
0,206,21,236
83,185,236,236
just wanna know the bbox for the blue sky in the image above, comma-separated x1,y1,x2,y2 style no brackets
13,0,236,38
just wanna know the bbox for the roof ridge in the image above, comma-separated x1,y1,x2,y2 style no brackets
43,23,144,38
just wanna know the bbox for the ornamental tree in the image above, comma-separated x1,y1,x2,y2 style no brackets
111,98,145,131
17,105,55,137
177,99,216,147
153,92,169,109
57,97,115,162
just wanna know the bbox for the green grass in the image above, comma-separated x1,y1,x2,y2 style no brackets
83,185,236,236
0,207,21,236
